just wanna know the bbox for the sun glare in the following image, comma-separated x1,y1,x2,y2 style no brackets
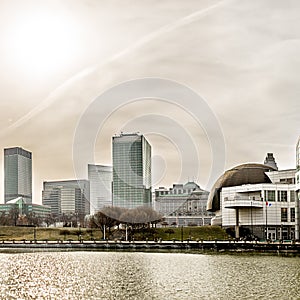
5,9,81,77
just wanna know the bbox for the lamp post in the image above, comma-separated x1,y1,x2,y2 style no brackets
265,201,268,241
251,200,253,238
181,226,183,242
33,226,37,240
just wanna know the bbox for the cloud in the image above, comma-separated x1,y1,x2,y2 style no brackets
1,0,300,202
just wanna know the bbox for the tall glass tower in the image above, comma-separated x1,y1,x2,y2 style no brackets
4,147,32,203
88,164,112,214
112,133,152,209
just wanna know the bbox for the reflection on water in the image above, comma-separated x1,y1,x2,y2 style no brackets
0,251,298,299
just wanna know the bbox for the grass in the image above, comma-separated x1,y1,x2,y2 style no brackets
137,226,228,241
0,226,102,241
0,225,229,241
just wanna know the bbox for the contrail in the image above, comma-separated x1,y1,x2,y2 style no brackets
1,0,230,135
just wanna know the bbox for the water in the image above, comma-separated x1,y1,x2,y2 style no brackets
0,251,298,300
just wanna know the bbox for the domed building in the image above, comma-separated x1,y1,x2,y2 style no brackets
208,155,297,240
207,163,275,212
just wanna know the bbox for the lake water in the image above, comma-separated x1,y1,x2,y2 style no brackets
0,251,298,299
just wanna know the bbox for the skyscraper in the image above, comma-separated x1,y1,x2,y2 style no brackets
112,133,152,209
4,147,32,203
88,164,112,214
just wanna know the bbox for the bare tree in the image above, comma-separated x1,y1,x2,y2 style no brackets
89,208,120,238
89,206,163,240
8,206,19,226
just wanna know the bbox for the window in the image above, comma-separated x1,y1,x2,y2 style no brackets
281,208,288,222
265,190,275,201
280,178,295,184
290,191,295,202
278,191,287,202
291,208,295,222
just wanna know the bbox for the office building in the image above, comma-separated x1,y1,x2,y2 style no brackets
42,180,90,217
88,164,112,214
112,133,151,209
4,147,32,203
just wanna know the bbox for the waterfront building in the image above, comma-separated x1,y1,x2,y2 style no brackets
4,147,32,203
295,137,300,240
207,155,297,240
0,197,51,225
42,180,90,218
155,182,213,226
88,164,112,214
112,133,151,209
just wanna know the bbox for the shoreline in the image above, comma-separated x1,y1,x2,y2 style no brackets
0,240,299,255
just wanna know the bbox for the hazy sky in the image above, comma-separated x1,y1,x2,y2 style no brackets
0,0,300,203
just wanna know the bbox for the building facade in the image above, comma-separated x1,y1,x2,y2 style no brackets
155,182,213,226
221,179,296,240
42,180,90,218
88,164,112,214
0,197,51,225
207,157,297,240
295,137,300,240
4,147,32,203
112,133,151,209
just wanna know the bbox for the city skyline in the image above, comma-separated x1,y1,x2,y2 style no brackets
0,0,300,204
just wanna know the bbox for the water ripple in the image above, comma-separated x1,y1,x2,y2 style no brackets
0,252,298,299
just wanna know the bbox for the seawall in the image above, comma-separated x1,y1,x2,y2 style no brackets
0,240,299,254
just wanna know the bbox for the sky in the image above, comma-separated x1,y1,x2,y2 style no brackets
0,0,300,204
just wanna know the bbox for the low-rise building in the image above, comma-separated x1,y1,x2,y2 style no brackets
155,181,214,226
208,153,298,240
0,197,51,225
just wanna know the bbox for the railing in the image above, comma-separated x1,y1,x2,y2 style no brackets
224,199,264,208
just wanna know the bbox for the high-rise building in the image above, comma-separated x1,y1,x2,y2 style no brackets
42,180,90,217
88,164,112,214
4,147,32,203
112,133,151,209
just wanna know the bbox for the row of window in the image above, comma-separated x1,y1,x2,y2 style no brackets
281,207,295,222
156,189,194,196
265,190,296,202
